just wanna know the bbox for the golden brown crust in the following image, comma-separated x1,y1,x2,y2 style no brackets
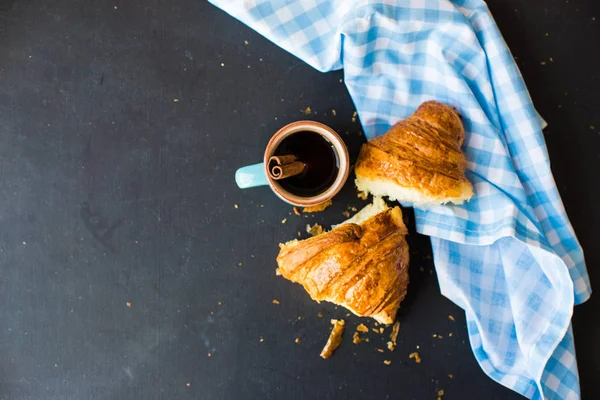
355,101,473,204
320,319,345,359
277,207,409,325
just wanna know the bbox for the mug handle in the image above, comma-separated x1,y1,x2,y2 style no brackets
235,162,269,189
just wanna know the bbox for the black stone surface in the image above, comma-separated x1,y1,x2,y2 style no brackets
0,1,598,399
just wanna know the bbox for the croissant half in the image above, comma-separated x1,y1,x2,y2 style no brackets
355,101,473,209
276,199,409,325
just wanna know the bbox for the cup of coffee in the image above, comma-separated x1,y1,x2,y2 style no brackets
235,121,350,207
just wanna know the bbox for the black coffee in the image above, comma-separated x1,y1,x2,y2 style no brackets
273,131,339,197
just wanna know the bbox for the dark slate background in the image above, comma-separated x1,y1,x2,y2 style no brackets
0,0,598,399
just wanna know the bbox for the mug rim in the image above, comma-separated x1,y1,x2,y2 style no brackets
263,121,350,207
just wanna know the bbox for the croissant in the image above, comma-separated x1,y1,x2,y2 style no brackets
276,198,409,325
355,101,473,209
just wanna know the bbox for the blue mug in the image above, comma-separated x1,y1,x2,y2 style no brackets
235,121,350,207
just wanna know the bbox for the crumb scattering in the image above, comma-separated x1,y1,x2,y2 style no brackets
383,360,391,365
390,321,400,344
448,315,454,321
356,324,369,333
320,319,345,359
303,200,332,213
301,106,312,115
352,111,358,123
272,299,280,305
352,332,363,344
293,207,301,216
409,352,421,363
306,223,324,237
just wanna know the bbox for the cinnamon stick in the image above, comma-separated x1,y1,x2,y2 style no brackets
270,161,305,180
269,155,297,166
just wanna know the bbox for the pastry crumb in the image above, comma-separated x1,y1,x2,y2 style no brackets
356,324,369,333
448,374,454,379
317,312,324,318
186,382,191,387
352,332,363,344
303,200,332,213
409,352,421,363
390,321,400,344
449,333,453,337
208,352,212,357
438,390,444,396
244,40,249,45
331,109,337,116
126,302,132,308
320,319,345,359
376,348,384,353
343,210,350,218
234,204,238,209
293,207,301,216
387,341,395,351
281,218,287,224
301,106,312,115
306,223,324,237
383,360,391,365
295,338,301,343
357,191,368,200
272,299,280,305
379,327,384,334
448,315,454,321
260,337,264,342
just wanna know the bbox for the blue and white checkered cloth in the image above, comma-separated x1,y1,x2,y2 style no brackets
210,0,592,398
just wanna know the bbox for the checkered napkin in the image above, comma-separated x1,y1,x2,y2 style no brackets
209,0,592,398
